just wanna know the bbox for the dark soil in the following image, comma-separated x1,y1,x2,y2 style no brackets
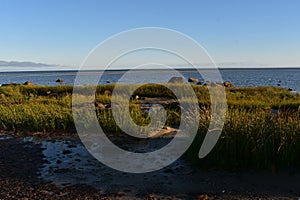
0,134,300,199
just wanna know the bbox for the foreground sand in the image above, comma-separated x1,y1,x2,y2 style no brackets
0,133,299,199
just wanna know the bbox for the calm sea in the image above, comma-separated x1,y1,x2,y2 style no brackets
0,68,299,91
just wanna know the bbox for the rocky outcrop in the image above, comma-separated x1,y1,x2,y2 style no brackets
188,77,199,83
223,81,234,88
168,77,184,84
23,81,33,86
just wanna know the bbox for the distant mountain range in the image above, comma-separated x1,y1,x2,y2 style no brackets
0,60,57,67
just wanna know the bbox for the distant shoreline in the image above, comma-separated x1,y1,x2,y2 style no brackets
1,67,300,74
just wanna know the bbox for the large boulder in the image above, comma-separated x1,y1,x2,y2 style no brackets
188,77,199,83
223,81,234,88
168,77,184,84
56,79,64,83
23,81,33,86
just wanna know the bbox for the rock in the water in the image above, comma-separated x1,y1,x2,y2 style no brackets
23,81,33,85
56,79,64,83
168,77,184,84
188,77,199,83
223,81,234,88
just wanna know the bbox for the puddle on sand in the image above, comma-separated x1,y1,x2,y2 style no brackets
1,133,196,194
36,139,101,186
36,137,194,190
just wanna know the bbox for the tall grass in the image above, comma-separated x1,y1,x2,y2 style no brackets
0,84,300,170
187,107,300,171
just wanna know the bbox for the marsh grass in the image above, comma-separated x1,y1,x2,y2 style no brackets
1,84,300,170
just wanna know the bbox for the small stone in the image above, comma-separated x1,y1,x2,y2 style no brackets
198,194,209,200
188,77,199,83
55,79,64,83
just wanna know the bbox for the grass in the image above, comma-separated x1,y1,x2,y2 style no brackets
187,107,300,171
0,84,300,171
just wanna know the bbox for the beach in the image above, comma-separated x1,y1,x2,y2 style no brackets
0,131,300,199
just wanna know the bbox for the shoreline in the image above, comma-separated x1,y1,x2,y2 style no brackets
0,132,300,199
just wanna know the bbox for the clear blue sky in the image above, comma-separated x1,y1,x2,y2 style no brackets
1,0,300,68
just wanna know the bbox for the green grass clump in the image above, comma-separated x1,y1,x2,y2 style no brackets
187,107,300,171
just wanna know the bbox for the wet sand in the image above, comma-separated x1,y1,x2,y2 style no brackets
0,133,300,199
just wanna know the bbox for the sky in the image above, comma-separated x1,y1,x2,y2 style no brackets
1,0,300,69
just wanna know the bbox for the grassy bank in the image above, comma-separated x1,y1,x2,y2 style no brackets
0,84,300,170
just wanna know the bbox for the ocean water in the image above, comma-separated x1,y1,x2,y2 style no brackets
0,68,299,91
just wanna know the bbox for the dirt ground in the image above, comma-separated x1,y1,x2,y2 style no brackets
0,133,300,200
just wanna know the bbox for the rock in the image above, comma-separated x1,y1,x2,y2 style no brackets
105,104,111,108
104,90,112,96
55,79,64,83
198,194,209,200
168,76,184,84
130,95,140,100
223,81,234,88
188,77,199,83
271,109,281,116
23,81,33,85
95,102,106,109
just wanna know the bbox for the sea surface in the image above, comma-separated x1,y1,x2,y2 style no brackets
0,68,300,91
